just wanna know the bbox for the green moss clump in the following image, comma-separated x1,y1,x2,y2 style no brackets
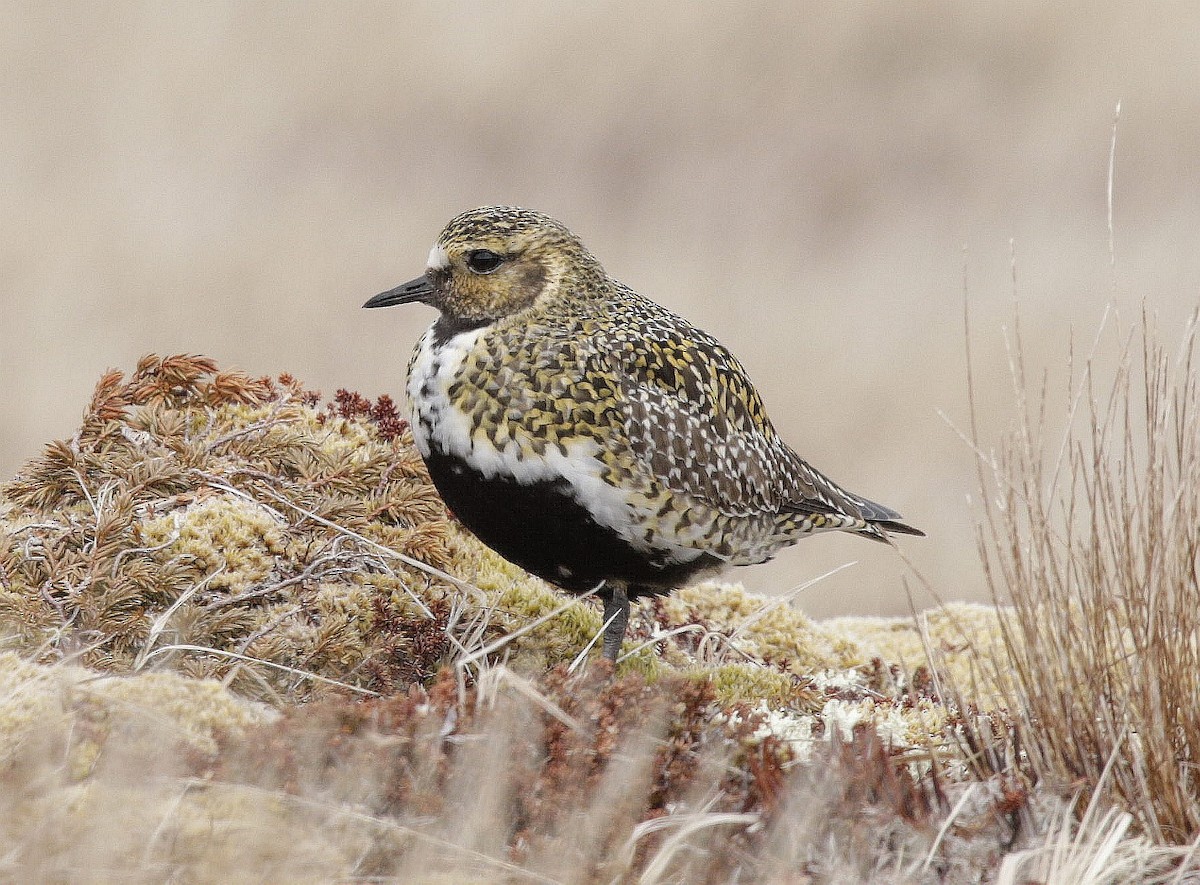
702,662,820,709
825,602,1014,707
655,581,865,672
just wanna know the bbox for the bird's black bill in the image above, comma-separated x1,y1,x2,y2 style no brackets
363,275,434,308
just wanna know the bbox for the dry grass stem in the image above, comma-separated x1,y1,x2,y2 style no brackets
974,306,1200,845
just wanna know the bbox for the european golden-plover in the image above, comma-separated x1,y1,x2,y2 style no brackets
365,207,922,662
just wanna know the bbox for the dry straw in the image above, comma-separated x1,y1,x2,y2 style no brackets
972,301,1200,847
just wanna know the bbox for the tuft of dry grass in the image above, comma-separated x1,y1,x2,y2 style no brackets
974,306,1200,845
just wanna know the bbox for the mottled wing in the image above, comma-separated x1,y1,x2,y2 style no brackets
593,291,918,533
773,448,909,524
596,295,821,516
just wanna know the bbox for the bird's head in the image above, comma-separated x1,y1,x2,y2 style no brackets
365,206,602,327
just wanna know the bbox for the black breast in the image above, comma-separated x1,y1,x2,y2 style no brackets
422,451,717,598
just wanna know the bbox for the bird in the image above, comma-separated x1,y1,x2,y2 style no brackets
364,207,922,663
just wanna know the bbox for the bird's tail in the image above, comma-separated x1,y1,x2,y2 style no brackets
859,518,925,544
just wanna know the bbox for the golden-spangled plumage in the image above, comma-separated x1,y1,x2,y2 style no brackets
366,206,922,661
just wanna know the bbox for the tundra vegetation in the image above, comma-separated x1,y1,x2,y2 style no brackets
1,328,1198,882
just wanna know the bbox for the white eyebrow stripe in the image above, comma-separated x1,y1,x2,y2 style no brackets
427,244,450,271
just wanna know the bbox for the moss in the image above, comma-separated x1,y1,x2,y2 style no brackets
0,651,272,762
0,652,72,751
826,602,1014,707
138,495,288,594
656,581,865,672
0,356,455,701
0,356,985,709
702,662,820,709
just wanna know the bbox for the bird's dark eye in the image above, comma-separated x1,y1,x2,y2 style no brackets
465,249,504,274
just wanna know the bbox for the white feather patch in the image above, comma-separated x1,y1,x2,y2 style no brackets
426,244,450,271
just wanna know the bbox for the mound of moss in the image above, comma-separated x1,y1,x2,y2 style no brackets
0,356,461,699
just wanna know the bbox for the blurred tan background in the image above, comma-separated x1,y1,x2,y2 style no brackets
4,2,1199,616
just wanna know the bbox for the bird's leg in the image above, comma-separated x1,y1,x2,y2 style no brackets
601,584,630,662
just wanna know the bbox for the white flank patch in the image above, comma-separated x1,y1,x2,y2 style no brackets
426,243,450,271
407,325,703,566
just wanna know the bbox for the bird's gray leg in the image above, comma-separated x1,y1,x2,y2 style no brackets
601,585,630,662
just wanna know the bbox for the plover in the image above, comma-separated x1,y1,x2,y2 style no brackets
365,207,922,662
